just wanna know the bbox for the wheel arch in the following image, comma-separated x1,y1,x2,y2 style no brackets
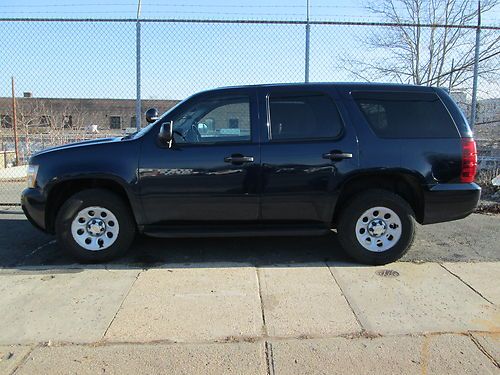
45,177,141,234
333,170,425,226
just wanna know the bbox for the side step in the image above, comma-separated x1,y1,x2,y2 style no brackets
142,223,330,238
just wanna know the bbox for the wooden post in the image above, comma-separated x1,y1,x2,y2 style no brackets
11,76,20,166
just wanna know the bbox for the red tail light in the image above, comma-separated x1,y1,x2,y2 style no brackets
461,138,477,183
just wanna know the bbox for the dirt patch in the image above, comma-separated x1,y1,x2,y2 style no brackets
475,201,500,215
475,167,499,215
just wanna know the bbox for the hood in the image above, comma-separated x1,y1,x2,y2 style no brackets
32,137,122,157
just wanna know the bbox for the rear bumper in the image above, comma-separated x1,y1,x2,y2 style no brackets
422,183,481,224
21,188,48,232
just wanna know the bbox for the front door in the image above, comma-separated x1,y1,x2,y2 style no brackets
259,87,358,224
139,89,260,224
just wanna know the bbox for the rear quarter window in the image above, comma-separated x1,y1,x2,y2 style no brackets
352,91,459,138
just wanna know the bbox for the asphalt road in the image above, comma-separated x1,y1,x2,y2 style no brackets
0,207,498,268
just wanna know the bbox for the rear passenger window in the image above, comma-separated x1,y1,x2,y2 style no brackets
352,91,458,138
269,92,343,141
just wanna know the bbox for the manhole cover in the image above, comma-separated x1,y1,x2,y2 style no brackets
376,269,400,278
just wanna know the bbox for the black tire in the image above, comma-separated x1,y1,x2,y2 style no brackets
55,189,135,263
337,189,416,265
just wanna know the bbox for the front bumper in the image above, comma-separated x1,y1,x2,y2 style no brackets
422,183,481,225
21,188,48,232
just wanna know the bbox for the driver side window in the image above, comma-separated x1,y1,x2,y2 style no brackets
173,96,251,144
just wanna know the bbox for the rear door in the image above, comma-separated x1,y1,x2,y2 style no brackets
258,86,359,224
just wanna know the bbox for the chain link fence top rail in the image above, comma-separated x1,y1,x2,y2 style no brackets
0,18,499,204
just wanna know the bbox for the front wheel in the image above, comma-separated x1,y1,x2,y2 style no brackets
337,189,416,265
55,189,135,262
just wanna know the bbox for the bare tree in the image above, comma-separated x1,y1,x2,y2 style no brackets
344,0,500,92
15,99,95,161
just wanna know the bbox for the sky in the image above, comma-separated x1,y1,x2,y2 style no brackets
0,0,384,21
0,1,498,101
1,0,498,23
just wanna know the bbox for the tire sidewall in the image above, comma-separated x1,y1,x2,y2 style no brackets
338,190,416,265
55,189,135,262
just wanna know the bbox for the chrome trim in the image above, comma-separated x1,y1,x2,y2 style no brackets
265,93,272,141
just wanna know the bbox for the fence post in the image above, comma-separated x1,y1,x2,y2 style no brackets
304,0,310,83
135,0,142,131
469,0,481,129
11,76,19,166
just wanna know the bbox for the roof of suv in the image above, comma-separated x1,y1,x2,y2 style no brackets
214,82,437,92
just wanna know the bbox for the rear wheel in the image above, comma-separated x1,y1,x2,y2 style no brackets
337,189,416,265
55,189,135,262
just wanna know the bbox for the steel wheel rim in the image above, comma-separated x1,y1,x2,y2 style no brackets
70,206,119,251
355,206,402,252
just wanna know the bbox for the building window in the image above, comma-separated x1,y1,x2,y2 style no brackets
0,114,12,128
110,116,121,129
63,115,73,129
39,115,52,127
130,116,136,127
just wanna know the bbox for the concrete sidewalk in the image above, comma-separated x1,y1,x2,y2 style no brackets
0,166,26,181
0,261,498,374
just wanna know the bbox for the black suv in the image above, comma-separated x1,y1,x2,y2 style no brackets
22,83,480,264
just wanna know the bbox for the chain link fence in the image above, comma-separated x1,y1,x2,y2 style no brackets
1,18,499,204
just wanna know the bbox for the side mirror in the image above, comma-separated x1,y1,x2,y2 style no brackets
158,121,173,147
145,108,159,124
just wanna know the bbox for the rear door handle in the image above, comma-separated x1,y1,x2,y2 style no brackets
322,151,353,161
224,155,254,164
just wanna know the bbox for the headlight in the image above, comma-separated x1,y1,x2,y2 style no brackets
27,165,39,188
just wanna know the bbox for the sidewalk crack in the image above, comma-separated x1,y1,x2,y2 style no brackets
256,267,274,375
11,344,38,375
326,262,365,332
255,267,268,337
102,269,143,340
265,341,276,375
469,333,500,369
439,264,494,305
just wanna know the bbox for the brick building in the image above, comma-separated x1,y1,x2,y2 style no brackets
477,97,500,125
0,94,179,132
451,91,500,126
0,92,497,135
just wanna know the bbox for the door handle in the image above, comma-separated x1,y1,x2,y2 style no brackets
322,151,353,161
224,155,254,164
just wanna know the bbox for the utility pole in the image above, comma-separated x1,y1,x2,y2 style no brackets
304,0,310,83
135,0,142,131
469,0,481,129
11,77,19,166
